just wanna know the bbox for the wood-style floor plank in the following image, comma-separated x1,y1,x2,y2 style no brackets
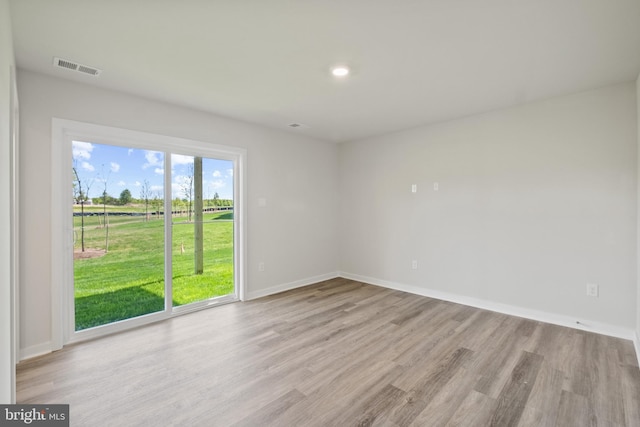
16,279,640,426
489,351,544,427
444,390,497,427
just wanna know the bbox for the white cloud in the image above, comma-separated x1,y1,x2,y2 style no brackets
72,141,94,160
212,170,222,178
226,169,233,177
143,151,163,169
173,175,190,186
210,179,225,190
172,154,194,165
151,185,163,192
117,181,126,187
110,162,120,173
81,161,95,172
127,148,134,156
172,174,195,197
155,168,164,175
134,181,142,187
171,182,181,195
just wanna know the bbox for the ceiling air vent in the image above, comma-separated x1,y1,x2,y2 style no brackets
53,57,102,76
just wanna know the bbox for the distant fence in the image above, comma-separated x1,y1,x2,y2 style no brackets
73,206,233,216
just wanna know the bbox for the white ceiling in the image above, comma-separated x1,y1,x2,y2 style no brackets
9,0,640,143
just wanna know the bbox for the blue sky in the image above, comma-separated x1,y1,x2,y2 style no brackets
72,141,234,200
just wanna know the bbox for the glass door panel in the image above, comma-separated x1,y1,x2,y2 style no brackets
171,155,234,308
72,142,165,330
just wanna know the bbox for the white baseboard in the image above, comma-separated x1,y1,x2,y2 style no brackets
20,273,640,367
245,272,340,300
19,341,53,362
339,271,637,342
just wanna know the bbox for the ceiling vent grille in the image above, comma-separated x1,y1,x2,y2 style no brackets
53,57,102,76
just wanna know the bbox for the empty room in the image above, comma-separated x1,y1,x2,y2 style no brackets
2,1,640,426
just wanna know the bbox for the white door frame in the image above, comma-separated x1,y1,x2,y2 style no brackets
51,118,246,348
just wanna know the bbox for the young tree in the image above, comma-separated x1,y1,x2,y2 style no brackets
140,179,151,221
99,165,112,252
152,190,163,218
181,163,195,222
173,197,184,217
72,166,93,252
102,189,110,252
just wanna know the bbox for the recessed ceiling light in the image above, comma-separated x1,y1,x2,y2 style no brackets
331,66,350,77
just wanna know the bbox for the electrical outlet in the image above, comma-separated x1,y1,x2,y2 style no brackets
411,184,417,193
258,262,265,272
586,283,598,297
412,260,418,270
433,182,439,191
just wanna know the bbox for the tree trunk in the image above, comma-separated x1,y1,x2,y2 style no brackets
73,168,86,252
194,157,204,275
105,211,109,253
80,200,85,252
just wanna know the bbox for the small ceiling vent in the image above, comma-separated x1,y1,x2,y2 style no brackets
53,57,102,76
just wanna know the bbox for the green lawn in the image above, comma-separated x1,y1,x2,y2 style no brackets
73,209,234,330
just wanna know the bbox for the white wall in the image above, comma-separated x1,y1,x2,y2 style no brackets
0,0,16,403
339,83,637,332
18,70,338,357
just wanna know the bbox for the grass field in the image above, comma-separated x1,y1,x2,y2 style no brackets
73,208,234,330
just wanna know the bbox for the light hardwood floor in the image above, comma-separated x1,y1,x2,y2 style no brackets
17,278,640,426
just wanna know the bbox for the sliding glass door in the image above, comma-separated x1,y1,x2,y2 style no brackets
62,127,242,339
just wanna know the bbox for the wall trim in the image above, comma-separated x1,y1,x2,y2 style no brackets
246,272,340,300
339,271,637,343
19,342,53,362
